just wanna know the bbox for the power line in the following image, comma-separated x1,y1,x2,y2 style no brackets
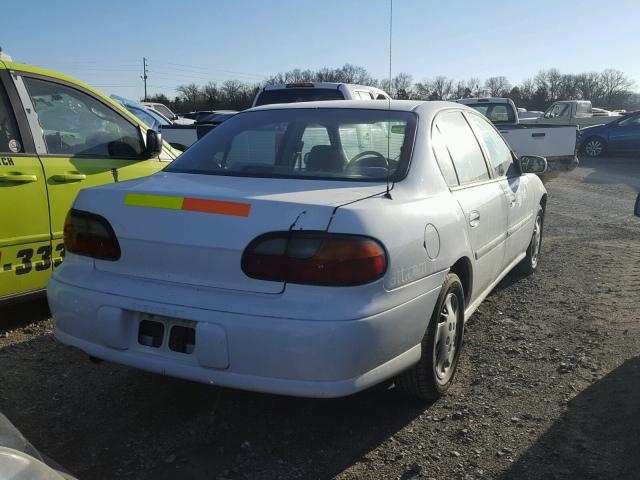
147,59,266,79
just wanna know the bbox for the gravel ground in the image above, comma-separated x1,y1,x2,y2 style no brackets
1,156,639,480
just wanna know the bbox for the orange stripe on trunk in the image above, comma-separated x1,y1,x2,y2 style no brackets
182,197,251,217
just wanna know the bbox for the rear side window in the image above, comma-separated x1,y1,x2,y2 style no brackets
0,85,22,154
255,88,344,106
23,77,144,157
435,111,489,185
467,113,514,177
431,124,458,187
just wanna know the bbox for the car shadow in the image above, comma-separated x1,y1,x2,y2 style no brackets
0,332,433,480
577,155,640,191
498,356,640,480
0,296,50,334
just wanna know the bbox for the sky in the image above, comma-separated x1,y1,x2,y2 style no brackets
2,0,639,101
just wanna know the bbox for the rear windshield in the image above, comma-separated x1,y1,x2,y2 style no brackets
165,108,417,182
255,88,344,106
467,103,516,124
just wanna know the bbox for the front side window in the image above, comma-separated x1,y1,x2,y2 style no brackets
0,85,22,154
467,113,515,177
618,114,640,127
545,103,569,119
166,108,417,182
435,111,489,185
23,77,144,157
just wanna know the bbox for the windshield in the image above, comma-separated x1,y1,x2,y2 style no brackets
166,108,416,181
152,104,175,119
467,103,516,124
255,88,345,106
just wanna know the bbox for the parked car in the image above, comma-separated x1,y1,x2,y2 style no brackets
520,100,622,127
179,110,218,122
252,82,390,107
0,55,177,302
194,110,238,125
111,95,172,131
456,97,578,170
579,111,640,157
160,111,237,151
142,101,194,125
49,100,547,399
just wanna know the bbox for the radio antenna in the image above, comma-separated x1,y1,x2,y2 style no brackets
385,0,393,199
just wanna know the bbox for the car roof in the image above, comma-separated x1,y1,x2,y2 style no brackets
456,97,512,104
246,99,467,115
262,82,383,91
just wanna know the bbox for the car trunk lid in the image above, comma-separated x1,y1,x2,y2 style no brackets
89,173,385,294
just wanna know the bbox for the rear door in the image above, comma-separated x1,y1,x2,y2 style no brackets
0,71,51,299
433,111,508,298
13,72,166,266
466,112,535,266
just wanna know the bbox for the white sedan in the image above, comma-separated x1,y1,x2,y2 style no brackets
48,100,547,399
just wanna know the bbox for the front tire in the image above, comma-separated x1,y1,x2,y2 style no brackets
582,137,607,157
517,205,544,275
395,273,465,399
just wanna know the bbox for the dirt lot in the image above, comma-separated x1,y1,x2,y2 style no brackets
1,156,639,480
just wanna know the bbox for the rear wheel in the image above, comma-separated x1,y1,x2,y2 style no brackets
395,273,465,399
517,205,544,275
582,137,607,157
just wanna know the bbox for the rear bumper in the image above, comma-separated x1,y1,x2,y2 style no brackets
48,275,439,398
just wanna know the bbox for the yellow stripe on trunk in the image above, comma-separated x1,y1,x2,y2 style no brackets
124,193,184,210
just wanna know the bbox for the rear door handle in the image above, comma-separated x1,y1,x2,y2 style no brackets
469,210,480,227
52,172,87,182
532,132,546,138
0,173,38,183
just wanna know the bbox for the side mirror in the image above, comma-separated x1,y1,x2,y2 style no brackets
635,193,640,217
520,155,548,174
145,129,162,158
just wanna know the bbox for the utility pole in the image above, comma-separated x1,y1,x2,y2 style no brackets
141,57,148,101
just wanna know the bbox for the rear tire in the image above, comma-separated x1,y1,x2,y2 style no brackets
582,137,607,157
395,273,465,400
517,205,544,275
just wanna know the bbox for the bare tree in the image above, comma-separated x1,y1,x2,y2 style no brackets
599,69,635,108
484,76,512,97
176,83,201,111
429,76,454,100
201,82,219,108
392,73,413,99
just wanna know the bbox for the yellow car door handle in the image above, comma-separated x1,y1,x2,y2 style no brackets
0,173,38,183
52,173,87,182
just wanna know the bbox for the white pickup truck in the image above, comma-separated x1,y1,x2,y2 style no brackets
456,98,579,170
519,100,621,127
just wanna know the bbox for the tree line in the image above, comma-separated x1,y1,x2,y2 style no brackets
146,64,639,114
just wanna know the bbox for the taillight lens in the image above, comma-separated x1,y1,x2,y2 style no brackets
242,232,387,286
63,209,121,261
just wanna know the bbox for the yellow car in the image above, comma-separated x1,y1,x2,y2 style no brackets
0,54,177,302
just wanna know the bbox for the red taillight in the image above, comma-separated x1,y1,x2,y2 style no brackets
242,232,387,286
63,209,121,261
